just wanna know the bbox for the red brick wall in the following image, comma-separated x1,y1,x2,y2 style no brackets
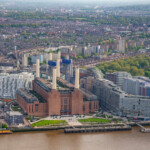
32,80,49,101
83,101,89,114
17,94,28,112
83,101,99,114
17,94,48,117
48,90,61,116
89,101,99,112
71,89,83,115
60,94,72,115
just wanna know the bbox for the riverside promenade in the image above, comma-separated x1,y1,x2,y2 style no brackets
10,117,150,134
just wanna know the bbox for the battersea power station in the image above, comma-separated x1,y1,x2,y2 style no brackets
17,57,99,117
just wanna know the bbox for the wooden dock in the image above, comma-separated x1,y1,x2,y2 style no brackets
64,125,131,133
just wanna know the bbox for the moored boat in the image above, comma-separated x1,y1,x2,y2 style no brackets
140,128,150,133
0,129,12,134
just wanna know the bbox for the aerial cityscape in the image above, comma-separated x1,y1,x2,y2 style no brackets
0,0,150,150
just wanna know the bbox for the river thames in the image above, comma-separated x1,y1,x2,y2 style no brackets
0,127,150,150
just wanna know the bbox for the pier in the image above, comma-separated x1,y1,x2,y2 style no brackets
136,123,150,133
64,124,131,133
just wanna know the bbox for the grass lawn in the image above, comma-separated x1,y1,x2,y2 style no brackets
32,120,67,127
78,118,111,123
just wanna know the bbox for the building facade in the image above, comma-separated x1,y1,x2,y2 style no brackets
17,69,99,117
31,55,43,64
106,72,132,89
118,39,126,52
123,77,140,95
0,72,34,99
123,76,150,97
80,77,150,118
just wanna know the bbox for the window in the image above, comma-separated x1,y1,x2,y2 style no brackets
35,104,38,112
138,111,140,116
64,105,67,110
83,106,85,111
69,105,71,109
83,84,85,88
133,105,135,110
89,103,91,109
64,99,67,104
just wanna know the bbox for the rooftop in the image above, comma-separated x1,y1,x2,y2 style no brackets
80,88,98,101
17,89,38,103
30,90,46,103
7,111,23,116
57,77,74,89
35,78,52,92
35,77,74,93
0,63,14,67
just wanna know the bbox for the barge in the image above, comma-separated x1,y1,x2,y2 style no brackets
0,129,12,135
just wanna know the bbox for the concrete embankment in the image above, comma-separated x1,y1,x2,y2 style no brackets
11,126,67,132
127,121,150,126
10,121,150,133
11,123,126,132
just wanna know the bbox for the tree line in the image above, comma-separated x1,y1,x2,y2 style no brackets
97,55,150,78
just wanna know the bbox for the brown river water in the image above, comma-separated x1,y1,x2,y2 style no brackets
0,127,150,150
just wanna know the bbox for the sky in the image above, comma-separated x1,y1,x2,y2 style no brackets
28,0,150,2
30,0,150,6
2,0,150,2
1,0,150,7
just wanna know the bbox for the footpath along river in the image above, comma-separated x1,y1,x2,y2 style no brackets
0,126,150,150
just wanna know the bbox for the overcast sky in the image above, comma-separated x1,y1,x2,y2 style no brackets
2,0,150,6
35,0,150,5
7,0,150,2
33,0,150,2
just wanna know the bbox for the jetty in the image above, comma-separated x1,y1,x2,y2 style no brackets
64,124,131,133
136,123,150,133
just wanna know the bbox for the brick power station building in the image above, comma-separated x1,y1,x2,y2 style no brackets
17,68,99,117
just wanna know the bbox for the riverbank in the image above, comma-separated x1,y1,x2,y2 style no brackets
1,126,150,150
10,121,150,133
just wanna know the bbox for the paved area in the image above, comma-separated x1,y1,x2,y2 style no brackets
64,117,82,126
31,115,92,126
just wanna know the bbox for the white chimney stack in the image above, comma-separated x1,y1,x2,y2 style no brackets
52,68,57,90
56,59,60,77
57,51,61,59
23,54,28,67
49,53,52,61
36,59,40,78
17,60,20,70
66,55,69,59
75,68,80,89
